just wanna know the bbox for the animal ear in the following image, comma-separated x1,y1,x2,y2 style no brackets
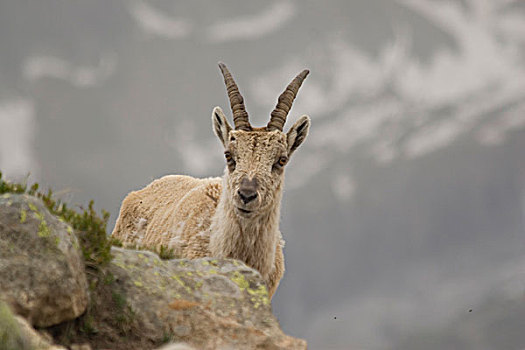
286,115,310,156
212,106,232,147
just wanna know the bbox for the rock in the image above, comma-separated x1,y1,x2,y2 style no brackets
0,194,88,327
0,301,66,350
154,343,196,350
109,247,307,350
0,300,32,350
70,344,92,350
14,315,67,350
0,191,305,348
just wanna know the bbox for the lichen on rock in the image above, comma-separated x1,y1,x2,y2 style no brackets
0,194,88,328
109,247,306,349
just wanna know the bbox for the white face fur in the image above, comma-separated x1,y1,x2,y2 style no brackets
212,106,310,218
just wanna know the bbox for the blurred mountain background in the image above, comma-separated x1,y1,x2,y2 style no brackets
1,0,525,349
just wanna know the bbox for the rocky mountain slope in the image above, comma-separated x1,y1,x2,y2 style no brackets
0,189,305,349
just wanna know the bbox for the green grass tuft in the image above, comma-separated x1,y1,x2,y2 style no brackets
157,245,176,260
0,172,27,194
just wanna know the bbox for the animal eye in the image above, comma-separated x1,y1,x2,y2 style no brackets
273,156,288,171
225,151,236,171
230,135,236,142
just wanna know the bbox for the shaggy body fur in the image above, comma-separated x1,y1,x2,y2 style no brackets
111,173,285,296
112,64,309,298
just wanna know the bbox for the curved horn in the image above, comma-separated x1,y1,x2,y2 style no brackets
267,69,309,131
218,62,251,131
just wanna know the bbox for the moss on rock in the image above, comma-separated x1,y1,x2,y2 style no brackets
0,301,32,350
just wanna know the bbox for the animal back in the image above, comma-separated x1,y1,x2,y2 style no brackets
112,175,222,258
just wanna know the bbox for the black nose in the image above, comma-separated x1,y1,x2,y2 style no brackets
238,177,258,204
238,189,257,204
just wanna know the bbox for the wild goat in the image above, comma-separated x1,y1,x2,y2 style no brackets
111,63,310,297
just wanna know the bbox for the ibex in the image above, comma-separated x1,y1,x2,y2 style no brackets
111,63,310,297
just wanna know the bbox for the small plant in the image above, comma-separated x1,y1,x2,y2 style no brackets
111,237,123,247
157,245,176,260
112,291,126,310
103,272,115,285
111,291,135,335
0,172,27,194
80,314,98,335
161,332,173,344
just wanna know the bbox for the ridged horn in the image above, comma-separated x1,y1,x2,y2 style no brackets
267,69,309,131
218,62,251,131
